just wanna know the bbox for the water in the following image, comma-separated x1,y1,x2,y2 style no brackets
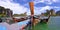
33,16,60,30
0,16,60,30
48,16,60,30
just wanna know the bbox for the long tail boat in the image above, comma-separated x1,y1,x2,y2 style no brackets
23,1,51,30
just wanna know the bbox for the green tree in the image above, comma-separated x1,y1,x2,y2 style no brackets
44,9,50,16
0,6,6,17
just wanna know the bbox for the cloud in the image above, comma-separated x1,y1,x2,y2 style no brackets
26,5,60,15
34,6,60,14
34,6,51,15
34,0,60,5
0,0,29,14
0,0,60,15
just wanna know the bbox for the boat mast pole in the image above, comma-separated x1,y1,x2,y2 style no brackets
29,0,34,30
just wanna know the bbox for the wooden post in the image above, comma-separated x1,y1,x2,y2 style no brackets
29,2,34,15
29,2,34,30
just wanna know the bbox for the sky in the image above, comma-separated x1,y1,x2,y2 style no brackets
0,0,60,15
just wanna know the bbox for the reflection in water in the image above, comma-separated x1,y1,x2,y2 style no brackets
33,22,49,30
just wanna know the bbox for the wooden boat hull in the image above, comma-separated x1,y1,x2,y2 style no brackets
40,18,49,23
40,16,50,23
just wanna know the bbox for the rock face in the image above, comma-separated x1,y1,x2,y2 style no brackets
56,11,60,16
